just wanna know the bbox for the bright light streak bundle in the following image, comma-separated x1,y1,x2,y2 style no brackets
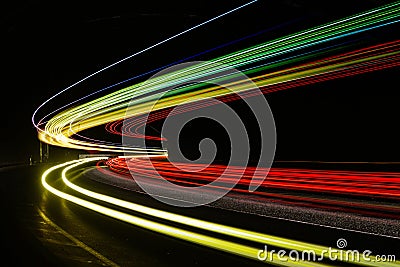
104,157,400,219
106,40,400,141
35,2,400,266
42,158,400,266
35,2,400,153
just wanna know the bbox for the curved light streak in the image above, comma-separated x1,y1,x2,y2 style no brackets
106,157,400,200
43,158,331,266
106,40,400,141
35,2,400,154
101,157,400,220
32,0,258,130
34,13,299,130
42,158,399,266
37,3,400,265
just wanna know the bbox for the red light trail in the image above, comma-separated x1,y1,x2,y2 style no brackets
103,157,400,219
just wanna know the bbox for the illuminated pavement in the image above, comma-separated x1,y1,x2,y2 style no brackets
2,1,400,266
2,163,399,266
1,164,262,266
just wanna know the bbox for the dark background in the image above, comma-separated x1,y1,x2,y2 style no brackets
2,0,399,165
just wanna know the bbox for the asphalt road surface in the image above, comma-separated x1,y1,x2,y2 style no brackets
1,163,399,266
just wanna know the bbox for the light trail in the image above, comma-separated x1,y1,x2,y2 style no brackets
39,44,400,151
42,158,400,266
35,2,400,153
36,3,400,265
42,158,330,266
33,17,301,132
106,40,400,141
32,0,259,130
104,157,400,219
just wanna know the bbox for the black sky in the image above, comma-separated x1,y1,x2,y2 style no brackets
2,0,399,164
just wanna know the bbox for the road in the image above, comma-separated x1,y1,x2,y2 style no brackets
1,162,399,266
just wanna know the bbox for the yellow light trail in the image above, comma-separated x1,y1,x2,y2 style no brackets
42,158,332,266
39,48,400,153
36,2,400,265
35,2,400,153
41,158,400,267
